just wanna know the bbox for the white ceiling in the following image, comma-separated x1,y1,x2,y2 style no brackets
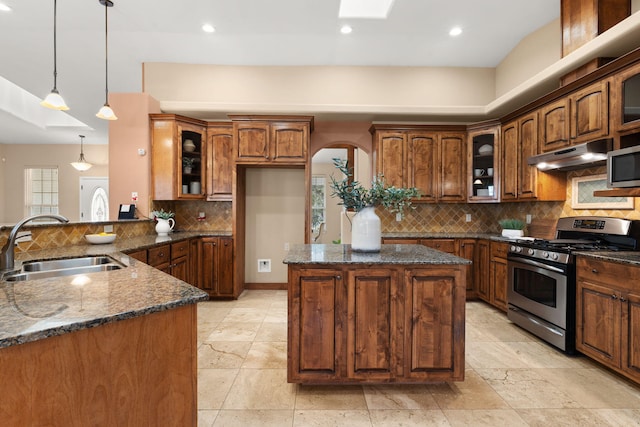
0,0,561,146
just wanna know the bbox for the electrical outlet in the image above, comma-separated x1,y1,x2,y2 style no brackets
131,191,138,202
396,212,402,222
526,214,532,224
465,213,472,222
258,259,271,273
104,225,114,233
284,242,290,251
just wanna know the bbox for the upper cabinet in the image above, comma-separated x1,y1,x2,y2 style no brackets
150,114,207,201
612,61,640,141
467,121,500,203
206,122,233,201
230,115,313,165
501,112,566,202
539,80,610,152
371,125,466,203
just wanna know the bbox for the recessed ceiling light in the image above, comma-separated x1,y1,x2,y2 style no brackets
339,0,395,19
449,26,462,37
0,3,12,12
340,25,353,35
202,24,215,33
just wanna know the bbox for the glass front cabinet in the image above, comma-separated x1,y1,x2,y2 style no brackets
467,122,500,203
613,63,640,148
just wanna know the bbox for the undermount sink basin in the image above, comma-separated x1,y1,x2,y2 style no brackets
3,255,125,282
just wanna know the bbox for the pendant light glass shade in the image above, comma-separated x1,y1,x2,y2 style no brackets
71,135,93,171
41,0,69,111
96,0,117,120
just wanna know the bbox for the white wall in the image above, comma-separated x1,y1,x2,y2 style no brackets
245,168,305,283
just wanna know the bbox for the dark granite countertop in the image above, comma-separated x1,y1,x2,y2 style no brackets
283,244,472,265
575,251,640,267
0,231,232,349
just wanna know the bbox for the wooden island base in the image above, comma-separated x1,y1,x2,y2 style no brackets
0,305,197,426
285,244,469,385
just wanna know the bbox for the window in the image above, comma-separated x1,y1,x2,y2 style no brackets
311,175,326,231
24,167,59,217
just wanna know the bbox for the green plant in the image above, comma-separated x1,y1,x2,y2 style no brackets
499,218,525,230
182,157,195,168
329,158,420,219
151,209,175,220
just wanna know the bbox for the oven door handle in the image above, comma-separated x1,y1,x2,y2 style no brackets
508,257,565,274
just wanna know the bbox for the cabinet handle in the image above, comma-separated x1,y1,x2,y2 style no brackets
336,275,342,280
612,294,617,299
621,296,626,302
592,269,598,273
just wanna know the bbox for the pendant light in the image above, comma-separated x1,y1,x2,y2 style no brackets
71,135,93,171
41,0,69,111
96,0,117,120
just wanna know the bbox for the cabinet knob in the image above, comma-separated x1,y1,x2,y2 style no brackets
621,296,627,302
336,275,342,280
612,294,617,299
592,269,598,273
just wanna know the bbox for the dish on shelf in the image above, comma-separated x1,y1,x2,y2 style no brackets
85,233,117,244
478,144,493,155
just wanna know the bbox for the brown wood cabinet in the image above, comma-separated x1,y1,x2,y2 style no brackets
474,239,490,302
230,115,313,165
170,240,190,282
576,256,640,384
137,240,191,283
150,114,207,200
288,263,466,384
570,80,610,144
200,237,236,298
147,244,171,273
611,61,640,137
457,239,476,298
467,122,500,202
489,241,508,312
371,125,466,203
206,123,233,201
126,249,147,263
501,113,566,202
539,98,571,152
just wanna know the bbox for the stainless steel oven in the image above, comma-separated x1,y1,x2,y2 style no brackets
506,216,640,354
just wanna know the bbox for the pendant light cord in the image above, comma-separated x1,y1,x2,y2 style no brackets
103,0,109,104
52,0,58,91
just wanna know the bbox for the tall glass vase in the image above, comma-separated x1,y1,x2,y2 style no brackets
351,206,381,252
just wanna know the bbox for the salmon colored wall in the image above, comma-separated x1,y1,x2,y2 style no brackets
108,93,161,220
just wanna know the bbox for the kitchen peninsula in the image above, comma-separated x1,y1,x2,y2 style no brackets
0,247,208,426
284,244,470,384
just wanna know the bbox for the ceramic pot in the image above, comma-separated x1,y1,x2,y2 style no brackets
351,206,381,252
501,229,524,238
183,166,193,174
155,218,175,236
183,139,196,152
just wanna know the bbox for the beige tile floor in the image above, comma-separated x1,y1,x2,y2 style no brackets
196,290,640,426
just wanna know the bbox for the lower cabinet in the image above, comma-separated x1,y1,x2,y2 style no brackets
457,239,476,299
576,257,640,384
288,264,466,383
489,241,508,312
475,240,490,302
200,237,236,298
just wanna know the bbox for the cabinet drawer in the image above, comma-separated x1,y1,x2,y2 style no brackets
577,257,640,291
490,241,509,258
171,240,189,260
383,238,420,245
148,244,170,267
421,239,456,254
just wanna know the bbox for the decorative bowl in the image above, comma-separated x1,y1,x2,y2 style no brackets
85,233,117,244
478,144,493,155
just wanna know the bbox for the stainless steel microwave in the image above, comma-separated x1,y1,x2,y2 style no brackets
607,145,640,188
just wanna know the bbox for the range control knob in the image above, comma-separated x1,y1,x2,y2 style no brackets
515,246,523,253
527,248,535,256
542,251,550,258
550,253,559,261
510,245,517,252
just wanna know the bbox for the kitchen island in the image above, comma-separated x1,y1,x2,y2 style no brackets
0,251,208,426
284,244,470,384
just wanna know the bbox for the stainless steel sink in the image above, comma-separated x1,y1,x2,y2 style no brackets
2,255,125,282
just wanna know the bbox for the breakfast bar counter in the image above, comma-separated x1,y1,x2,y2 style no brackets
284,244,470,384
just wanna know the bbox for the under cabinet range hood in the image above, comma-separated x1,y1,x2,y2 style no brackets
527,139,613,171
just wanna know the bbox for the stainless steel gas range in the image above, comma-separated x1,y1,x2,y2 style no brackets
507,216,640,354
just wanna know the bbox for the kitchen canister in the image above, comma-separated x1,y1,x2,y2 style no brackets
182,184,189,194
183,139,196,152
190,181,201,194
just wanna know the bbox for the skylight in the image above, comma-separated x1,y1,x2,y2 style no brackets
338,0,395,19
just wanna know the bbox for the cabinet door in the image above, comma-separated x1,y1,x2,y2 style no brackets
217,237,235,297
347,268,398,380
621,291,640,382
404,267,464,381
501,121,519,201
612,64,640,134
148,244,170,269
438,133,466,201
189,238,201,288
288,268,345,382
539,98,570,152
270,122,308,163
475,240,490,302
200,238,219,295
206,124,233,201
171,256,189,282
576,279,621,367
518,113,538,200
407,133,436,201
570,80,609,144
234,122,269,162
491,256,508,312
457,239,476,296
375,131,406,188
468,125,500,203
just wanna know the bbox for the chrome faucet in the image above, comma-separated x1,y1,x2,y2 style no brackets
0,214,69,272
